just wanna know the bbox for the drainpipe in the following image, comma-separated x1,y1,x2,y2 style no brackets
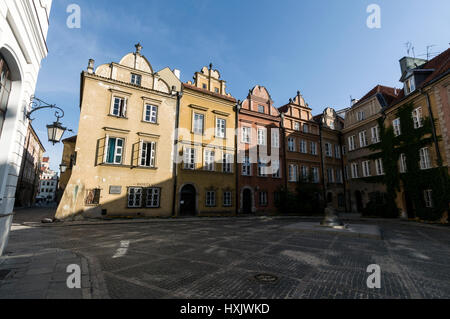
235,100,241,215
171,90,183,217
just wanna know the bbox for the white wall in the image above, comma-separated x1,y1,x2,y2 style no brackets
0,0,52,255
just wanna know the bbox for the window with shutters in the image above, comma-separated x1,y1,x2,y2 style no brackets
140,141,156,168
111,97,127,118
104,137,124,165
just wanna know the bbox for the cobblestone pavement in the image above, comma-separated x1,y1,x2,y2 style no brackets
2,208,450,299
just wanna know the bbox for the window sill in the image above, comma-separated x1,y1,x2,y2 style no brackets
142,121,159,125
108,114,128,120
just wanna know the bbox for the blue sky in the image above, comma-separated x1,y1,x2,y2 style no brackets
33,0,450,171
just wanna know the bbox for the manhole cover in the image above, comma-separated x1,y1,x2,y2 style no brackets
254,274,279,283
0,269,11,280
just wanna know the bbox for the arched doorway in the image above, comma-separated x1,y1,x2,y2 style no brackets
242,188,253,214
180,184,196,216
355,191,363,212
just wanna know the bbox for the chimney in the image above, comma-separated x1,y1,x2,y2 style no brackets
173,69,181,80
87,59,95,74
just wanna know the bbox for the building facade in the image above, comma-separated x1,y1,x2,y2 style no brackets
36,157,58,203
14,123,45,207
279,92,322,194
56,44,181,219
237,86,284,214
57,135,77,202
176,65,237,216
0,0,52,255
314,108,347,212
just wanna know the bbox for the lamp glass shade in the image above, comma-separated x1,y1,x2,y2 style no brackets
60,164,67,173
47,122,66,144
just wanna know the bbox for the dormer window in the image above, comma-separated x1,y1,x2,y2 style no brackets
405,76,416,95
258,105,265,113
131,74,141,86
357,111,365,121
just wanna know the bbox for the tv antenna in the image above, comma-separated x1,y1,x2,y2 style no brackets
405,42,415,57
426,45,436,60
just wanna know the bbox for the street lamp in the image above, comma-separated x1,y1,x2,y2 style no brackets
59,163,68,173
27,96,71,145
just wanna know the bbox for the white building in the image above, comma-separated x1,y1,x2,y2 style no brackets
0,0,52,255
36,157,58,203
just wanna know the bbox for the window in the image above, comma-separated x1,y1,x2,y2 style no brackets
131,73,142,86
223,153,233,173
272,160,281,178
214,87,219,93
0,55,12,137
184,148,196,170
242,127,251,144
204,150,215,171
336,169,343,184
424,190,433,208
419,147,431,170
193,113,204,134
375,159,384,175
257,128,267,146
289,164,298,182
111,97,127,117
140,141,156,168
105,137,124,164
310,142,317,155
259,192,268,206
216,118,226,138
301,166,309,181
335,145,341,159
327,168,335,183
357,111,365,121
288,137,296,152
206,191,216,207
258,160,267,177
344,166,349,180
202,83,207,89
85,189,101,205
303,124,309,134
146,188,160,208
294,122,300,131
393,118,401,136
312,167,320,183
412,107,423,129
405,77,416,95
144,104,158,123
351,163,359,179
399,154,407,173
359,131,368,148
325,143,332,157
371,126,380,144
223,191,232,207
258,105,265,113
128,187,142,208
300,140,308,154
348,136,356,151
271,129,280,148
242,156,251,176
362,161,371,177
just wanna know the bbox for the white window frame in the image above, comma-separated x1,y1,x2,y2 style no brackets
193,112,205,135
288,137,296,152
351,163,359,179
257,128,267,146
271,129,280,148
204,150,215,171
325,143,332,157
131,73,142,86
303,124,309,134
424,190,433,208
272,159,281,178
111,96,127,118
242,127,251,144
300,140,308,154
289,164,298,182
216,118,226,138
362,161,371,177
312,167,320,183
184,148,196,170
258,105,265,113
375,158,384,176
206,191,216,207
327,168,335,183
144,104,158,124
294,122,300,131
140,140,156,168
393,118,401,136
146,188,160,208
412,107,423,129
104,136,125,165
335,145,341,159
128,187,143,208
371,126,380,144
359,131,368,148
223,191,232,207
242,156,251,176
419,147,432,170
259,192,268,206
348,135,356,151
222,153,233,173
301,166,309,180
399,153,407,173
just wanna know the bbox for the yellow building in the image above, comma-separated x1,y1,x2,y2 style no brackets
56,44,181,219
176,64,237,216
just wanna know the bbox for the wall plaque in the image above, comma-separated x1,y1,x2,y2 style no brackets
109,186,122,195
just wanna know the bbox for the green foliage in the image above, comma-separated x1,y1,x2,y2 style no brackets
365,102,449,221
